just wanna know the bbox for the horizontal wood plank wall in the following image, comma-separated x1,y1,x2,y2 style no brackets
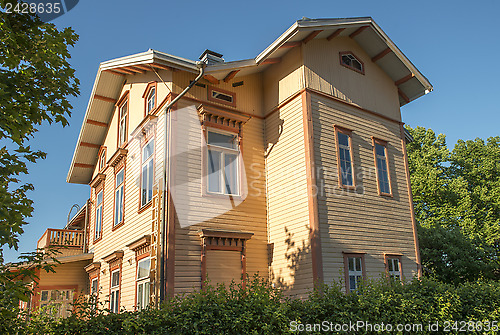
172,71,264,117
263,46,304,114
172,99,268,295
310,93,418,285
39,260,91,294
265,94,313,298
87,77,169,311
302,37,401,122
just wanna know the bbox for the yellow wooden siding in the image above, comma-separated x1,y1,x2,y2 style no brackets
172,98,268,295
303,37,401,121
310,94,418,285
86,77,170,311
172,71,264,117
39,260,91,295
263,46,304,114
265,95,313,297
206,250,242,287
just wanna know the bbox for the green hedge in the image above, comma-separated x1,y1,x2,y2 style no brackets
5,277,500,334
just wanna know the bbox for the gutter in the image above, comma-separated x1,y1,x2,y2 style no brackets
159,61,206,302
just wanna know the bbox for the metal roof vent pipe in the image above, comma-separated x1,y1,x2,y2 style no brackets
199,49,224,65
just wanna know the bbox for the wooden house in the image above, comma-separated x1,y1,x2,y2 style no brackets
33,17,432,312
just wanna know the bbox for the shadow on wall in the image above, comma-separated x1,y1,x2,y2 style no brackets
270,226,312,297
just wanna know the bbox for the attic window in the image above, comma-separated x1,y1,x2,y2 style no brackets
340,52,364,75
208,86,236,107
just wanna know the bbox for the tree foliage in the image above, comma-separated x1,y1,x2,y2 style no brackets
406,125,500,283
0,0,79,258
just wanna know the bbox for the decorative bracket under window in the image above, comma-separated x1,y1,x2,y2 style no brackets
126,235,151,260
89,173,106,190
109,148,128,172
131,114,158,141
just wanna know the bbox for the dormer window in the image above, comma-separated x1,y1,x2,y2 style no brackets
142,82,157,115
340,52,364,74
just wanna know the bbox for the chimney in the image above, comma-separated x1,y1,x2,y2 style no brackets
199,49,224,65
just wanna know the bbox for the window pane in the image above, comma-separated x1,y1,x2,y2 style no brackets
96,191,103,205
116,170,124,186
393,259,399,271
207,131,237,149
208,149,221,193
137,258,150,280
338,132,349,146
224,153,238,195
348,257,354,271
111,271,120,288
375,143,385,157
142,139,154,163
349,276,356,291
41,291,48,301
137,283,143,310
356,258,362,271
142,164,148,205
147,159,154,202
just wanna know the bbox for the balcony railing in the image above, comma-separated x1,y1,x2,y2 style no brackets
37,229,85,251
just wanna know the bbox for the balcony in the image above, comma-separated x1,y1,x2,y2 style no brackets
37,229,85,257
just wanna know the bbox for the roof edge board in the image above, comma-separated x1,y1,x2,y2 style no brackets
67,69,106,184
204,59,257,73
368,20,433,92
255,22,300,63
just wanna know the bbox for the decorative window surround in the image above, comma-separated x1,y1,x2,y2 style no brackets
89,173,106,190
372,137,393,197
199,229,253,289
142,82,158,115
384,253,403,281
333,125,355,189
198,105,249,134
342,252,366,292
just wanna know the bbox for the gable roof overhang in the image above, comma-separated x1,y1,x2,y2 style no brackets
67,17,432,185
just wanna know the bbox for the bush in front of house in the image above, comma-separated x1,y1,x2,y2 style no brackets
6,276,500,335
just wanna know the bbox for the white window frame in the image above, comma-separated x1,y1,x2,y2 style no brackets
98,149,106,171
346,256,364,292
114,169,124,227
146,87,156,114
110,269,120,313
95,190,103,240
118,100,128,146
141,138,155,207
387,257,402,281
136,258,150,310
336,129,354,187
91,278,99,296
374,141,392,195
206,128,240,196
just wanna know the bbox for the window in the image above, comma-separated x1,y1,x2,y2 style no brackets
344,254,365,292
207,86,236,107
91,278,99,296
118,100,128,146
95,190,103,240
141,138,154,207
335,128,354,187
136,258,150,310
146,87,156,114
98,148,106,171
386,256,402,281
340,52,364,74
110,269,120,313
114,169,124,227
206,130,239,195
373,140,392,195
39,289,75,318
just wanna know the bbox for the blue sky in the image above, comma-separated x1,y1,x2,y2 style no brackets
4,0,499,262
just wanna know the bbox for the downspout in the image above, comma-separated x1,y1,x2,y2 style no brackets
159,61,206,302
83,199,89,253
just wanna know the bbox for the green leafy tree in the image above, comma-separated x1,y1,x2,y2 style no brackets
406,126,500,284
0,1,79,258
0,0,79,322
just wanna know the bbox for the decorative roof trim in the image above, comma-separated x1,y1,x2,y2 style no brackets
84,262,101,273
102,250,124,263
89,173,106,188
126,235,151,251
199,229,254,240
108,148,128,167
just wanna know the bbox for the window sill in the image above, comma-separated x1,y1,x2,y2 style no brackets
339,184,356,190
112,222,124,232
379,192,393,198
138,201,152,214
203,191,242,201
94,236,103,244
